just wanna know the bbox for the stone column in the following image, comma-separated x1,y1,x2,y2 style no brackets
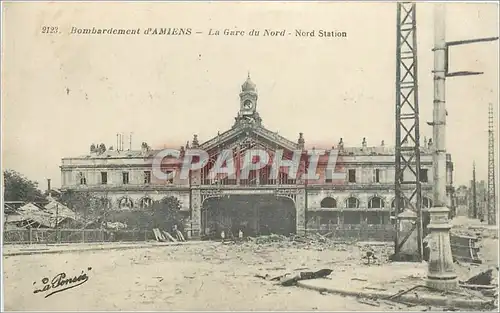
397,209,419,257
190,189,202,239
426,207,458,290
295,189,306,235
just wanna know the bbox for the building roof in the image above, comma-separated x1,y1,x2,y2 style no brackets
44,199,78,219
61,75,440,162
241,74,257,92
11,202,76,228
18,202,45,213
16,204,53,227
64,149,158,160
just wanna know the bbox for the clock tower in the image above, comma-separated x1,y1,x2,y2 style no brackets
240,73,258,115
234,73,262,127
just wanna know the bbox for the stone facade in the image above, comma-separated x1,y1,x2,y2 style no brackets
60,75,455,239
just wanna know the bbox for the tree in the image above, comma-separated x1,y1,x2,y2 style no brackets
58,190,110,221
151,196,184,232
3,170,45,202
106,210,154,230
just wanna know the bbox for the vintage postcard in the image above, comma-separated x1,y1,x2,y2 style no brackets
1,1,499,311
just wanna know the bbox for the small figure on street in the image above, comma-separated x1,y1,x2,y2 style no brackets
220,230,225,243
238,229,243,241
362,251,378,265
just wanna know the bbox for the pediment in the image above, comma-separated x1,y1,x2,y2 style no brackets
198,125,299,156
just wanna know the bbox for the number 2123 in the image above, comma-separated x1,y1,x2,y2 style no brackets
41,26,59,34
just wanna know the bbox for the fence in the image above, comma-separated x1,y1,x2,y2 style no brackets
3,228,156,245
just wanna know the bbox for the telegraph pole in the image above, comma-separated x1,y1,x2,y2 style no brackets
426,3,458,291
47,179,52,198
487,103,496,225
55,202,59,242
426,3,498,291
432,4,447,212
473,161,477,218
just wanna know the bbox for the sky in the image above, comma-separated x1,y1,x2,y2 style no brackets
1,1,499,190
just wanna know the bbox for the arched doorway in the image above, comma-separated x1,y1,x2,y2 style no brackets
201,195,296,239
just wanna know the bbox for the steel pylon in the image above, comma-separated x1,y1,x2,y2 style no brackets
394,2,423,259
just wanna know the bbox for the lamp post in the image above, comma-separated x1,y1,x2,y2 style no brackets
426,3,498,291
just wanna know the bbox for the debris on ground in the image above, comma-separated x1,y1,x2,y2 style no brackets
256,268,333,287
152,228,177,242
152,276,163,282
451,216,498,239
254,274,271,280
356,297,380,307
463,269,494,286
352,278,368,282
245,233,393,262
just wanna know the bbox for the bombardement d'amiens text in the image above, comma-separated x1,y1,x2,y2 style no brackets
66,27,348,38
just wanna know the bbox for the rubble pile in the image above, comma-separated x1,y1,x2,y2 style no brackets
470,227,498,239
243,233,393,263
357,242,394,262
451,216,499,239
252,234,288,244
244,233,354,251
451,226,499,241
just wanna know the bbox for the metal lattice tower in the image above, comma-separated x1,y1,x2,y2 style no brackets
394,2,423,258
488,103,496,225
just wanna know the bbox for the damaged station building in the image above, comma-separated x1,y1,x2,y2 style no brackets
60,75,456,240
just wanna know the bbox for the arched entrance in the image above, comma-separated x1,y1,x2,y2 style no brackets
201,195,296,238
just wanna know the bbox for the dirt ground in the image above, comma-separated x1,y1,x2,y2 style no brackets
3,239,405,311
3,235,498,311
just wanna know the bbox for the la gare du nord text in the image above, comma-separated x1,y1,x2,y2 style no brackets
150,148,346,181
69,27,347,38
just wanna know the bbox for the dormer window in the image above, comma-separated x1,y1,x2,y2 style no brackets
348,169,356,183
144,171,151,184
78,172,86,185
122,172,129,184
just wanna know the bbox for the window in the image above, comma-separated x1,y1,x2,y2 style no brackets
144,171,151,184
346,197,359,208
122,172,129,184
368,197,384,209
119,197,133,209
101,172,108,185
348,169,356,183
320,197,337,208
373,169,380,183
79,172,86,185
420,169,429,183
140,197,153,208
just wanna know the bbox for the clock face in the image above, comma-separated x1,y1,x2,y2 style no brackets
243,100,253,110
